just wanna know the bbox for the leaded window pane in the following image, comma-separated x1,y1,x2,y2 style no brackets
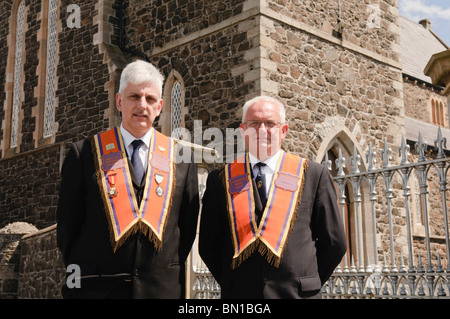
43,0,58,138
171,81,182,139
10,1,25,148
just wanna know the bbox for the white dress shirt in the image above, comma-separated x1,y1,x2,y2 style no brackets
120,124,152,172
248,150,281,196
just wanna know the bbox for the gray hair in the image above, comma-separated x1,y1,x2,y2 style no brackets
242,96,286,123
118,60,165,98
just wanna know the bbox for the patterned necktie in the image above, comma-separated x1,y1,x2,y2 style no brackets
255,162,267,207
131,139,145,183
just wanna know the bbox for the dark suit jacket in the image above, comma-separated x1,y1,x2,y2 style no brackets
56,135,199,299
199,157,346,299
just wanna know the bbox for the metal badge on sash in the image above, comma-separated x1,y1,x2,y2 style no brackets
107,172,118,198
100,151,125,198
155,173,164,197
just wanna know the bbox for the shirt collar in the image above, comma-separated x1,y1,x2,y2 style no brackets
248,149,281,174
120,124,152,151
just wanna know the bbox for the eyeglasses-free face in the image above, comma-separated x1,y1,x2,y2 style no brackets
116,81,163,138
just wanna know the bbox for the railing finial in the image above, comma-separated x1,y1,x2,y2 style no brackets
366,142,377,171
435,127,447,159
415,132,428,162
336,148,346,176
381,138,392,168
350,145,361,174
322,152,332,171
399,136,410,165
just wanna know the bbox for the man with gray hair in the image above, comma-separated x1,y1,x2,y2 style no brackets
199,95,347,299
57,60,199,298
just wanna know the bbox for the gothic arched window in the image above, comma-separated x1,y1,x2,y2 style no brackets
431,98,445,127
171,80,182,139
43,0,58,138
10,1,25,149
161,71,186,139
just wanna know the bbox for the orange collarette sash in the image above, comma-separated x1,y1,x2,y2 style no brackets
92,127,176,252
225,151,308,268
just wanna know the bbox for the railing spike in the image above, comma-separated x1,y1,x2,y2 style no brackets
381,138,392,168
322,151,332,171
399,254,406,273
336,148,346,176
365,254,373,273
382,253,389,273
435,127,447,159
399,136,410,165
365,142,377,171
417,254,425,273
334,264,342,274
350,145,361,174
415,132,428,162
436,254,444,273
350,256,357,273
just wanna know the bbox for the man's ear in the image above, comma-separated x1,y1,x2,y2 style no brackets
280,124,288,140
156,99,163,116
116,93,122,112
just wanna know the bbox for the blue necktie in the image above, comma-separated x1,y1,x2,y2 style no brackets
255,162,267,207
131,139,145,183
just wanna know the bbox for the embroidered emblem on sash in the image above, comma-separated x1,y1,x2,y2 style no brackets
92,127,176,252
224,151,308,268
274,172,299,192
101,152,125,171
151,153,170,173
228,175,250,194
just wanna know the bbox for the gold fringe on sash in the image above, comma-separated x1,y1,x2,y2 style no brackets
224,154,309,269
258,158,309,268
91,131,177,253
231,238,258,269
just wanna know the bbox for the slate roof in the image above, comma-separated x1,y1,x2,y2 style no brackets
400,16,447,83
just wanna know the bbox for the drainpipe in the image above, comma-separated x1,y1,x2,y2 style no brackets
118,0,150,62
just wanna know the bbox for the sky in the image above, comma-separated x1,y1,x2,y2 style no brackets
399,0,450,46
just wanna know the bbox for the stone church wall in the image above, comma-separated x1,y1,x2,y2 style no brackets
0,1,115,230
0,144,62,229
0,223,64,299
261,17,404,159
18,225,64,299
0,222,38,298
